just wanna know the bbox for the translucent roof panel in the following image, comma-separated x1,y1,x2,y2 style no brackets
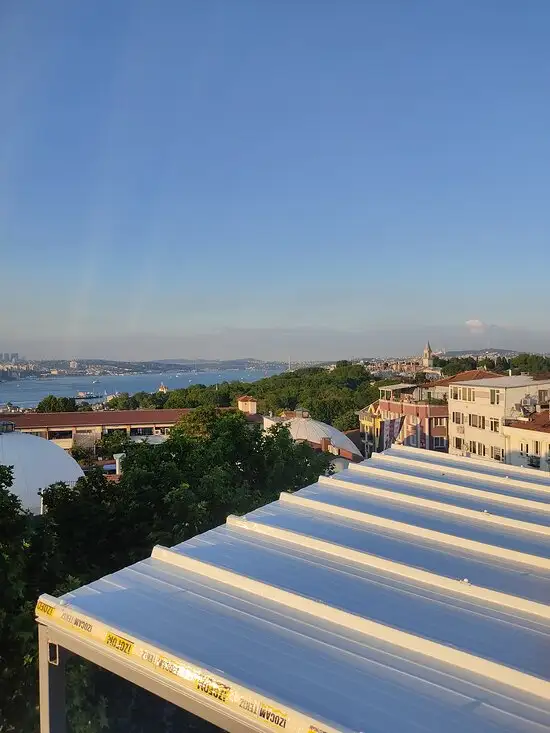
36,449,550,732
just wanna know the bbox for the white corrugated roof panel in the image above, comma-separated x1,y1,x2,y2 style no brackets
36,449,550,732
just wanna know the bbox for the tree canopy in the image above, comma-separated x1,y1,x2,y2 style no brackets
0,409,330,732
36,395,78,412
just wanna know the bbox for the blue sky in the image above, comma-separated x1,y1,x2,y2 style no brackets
1,0,549,359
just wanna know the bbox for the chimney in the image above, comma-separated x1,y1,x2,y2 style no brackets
113,452,125,476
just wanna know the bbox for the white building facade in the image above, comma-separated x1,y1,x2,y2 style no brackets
501,409,550,472
447,375,550,464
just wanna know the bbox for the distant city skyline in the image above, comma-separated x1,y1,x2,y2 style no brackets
2,2,549,358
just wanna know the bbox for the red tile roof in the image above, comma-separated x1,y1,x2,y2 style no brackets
237,395,257,402
0,409,193,430
422,370,502,388
0,407,260,430
506,409,550,434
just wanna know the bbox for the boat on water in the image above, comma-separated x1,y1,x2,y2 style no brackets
92,379,100,384
75,391,100,400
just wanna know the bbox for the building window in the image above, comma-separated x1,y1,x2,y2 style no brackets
432,417,445,427
433,437,445,449
491,446,503,462
490,389,500,405
48,430,73,440
468,414,485,429
451,387,459,400
533,441,541,456
461,387,475,402
130,427,154,436
490,419,499,433
452,411,463,424
469,440,485,455
520,442,528,455
454,437,463,450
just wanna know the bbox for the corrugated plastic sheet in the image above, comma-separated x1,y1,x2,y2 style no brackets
36,447,550,732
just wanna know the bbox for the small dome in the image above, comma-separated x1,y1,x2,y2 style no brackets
287,417,362,457
0,429,84,514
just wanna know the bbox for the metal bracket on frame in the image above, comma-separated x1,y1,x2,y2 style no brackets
48,642,60,666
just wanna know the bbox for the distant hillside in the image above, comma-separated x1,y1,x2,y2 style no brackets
156,358,285,369
442,348,520,357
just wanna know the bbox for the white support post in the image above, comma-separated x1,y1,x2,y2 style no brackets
39,624,67,733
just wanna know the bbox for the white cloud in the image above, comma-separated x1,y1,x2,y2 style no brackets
465,319,486,334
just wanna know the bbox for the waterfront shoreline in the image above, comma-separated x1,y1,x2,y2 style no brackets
0,369,282,410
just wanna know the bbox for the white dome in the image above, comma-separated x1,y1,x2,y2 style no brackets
287,417,362,457
0,429,84,514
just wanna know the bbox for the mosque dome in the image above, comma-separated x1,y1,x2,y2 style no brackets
286,417,362,457
0,422,84,513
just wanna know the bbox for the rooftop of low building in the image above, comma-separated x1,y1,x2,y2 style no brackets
506,409,550,434
453,374,550,388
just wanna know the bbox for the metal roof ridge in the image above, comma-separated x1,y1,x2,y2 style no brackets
226,515,550,620
317,475,550,538
381,447,550,485
345,463,550,514
354,456,550,495
150,546,550,701
278,493,550,570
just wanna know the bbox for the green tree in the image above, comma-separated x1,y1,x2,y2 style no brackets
478,357,496,370
36,395,77,412
70,444,95,465
332,409,359,432
96,431,132,459
511,353,550,375
495,356,511,372
0,467,36,733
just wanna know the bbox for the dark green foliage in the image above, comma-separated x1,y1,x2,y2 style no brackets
95,430,133,459
439,357,477,376
510,353,550,375
36,396,78,412
433,353,549,378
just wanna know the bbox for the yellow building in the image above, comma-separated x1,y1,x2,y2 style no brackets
358,400,381,457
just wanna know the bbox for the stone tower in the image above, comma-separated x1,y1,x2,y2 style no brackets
422,342,434,368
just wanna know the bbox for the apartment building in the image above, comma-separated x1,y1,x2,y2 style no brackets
360,370,501,456
448,374,550,463
502,408,550,472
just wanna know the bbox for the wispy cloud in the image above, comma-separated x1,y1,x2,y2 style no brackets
465,319,487,334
